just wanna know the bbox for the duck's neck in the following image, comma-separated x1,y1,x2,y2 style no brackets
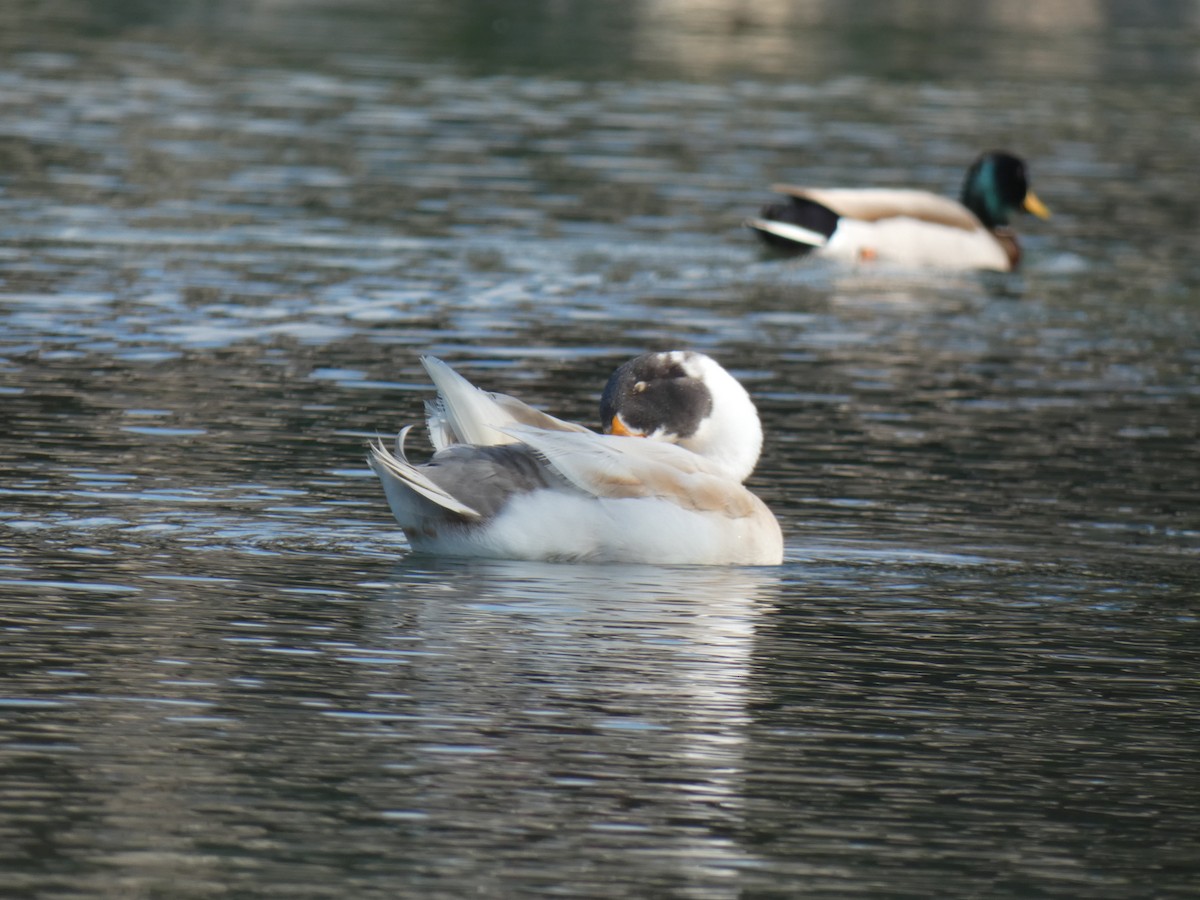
678,357,763,482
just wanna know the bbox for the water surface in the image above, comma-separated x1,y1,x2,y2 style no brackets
1,1,1198,897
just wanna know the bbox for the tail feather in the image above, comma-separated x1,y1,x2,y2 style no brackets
368,434,481,520
745,216,829,250
747,196,840,254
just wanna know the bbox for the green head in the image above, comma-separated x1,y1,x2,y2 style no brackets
961,152,1050,228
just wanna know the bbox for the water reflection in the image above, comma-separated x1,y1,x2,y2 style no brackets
5,545,1195,896
2,557,783,895
364,561,776,824
16,0,1196,81
408,569,764,788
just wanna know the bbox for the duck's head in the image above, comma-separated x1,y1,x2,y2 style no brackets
600,350,764,483
961,151,1051,229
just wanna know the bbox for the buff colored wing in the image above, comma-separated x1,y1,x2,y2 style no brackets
504,426,763,519
770,186,983,233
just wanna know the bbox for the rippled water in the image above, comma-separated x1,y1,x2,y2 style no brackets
2,1,1199,897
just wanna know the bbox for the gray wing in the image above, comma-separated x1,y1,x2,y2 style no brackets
416,443,572,520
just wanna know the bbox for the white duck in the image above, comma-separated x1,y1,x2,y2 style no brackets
746,151,1051,271
368,351,783,565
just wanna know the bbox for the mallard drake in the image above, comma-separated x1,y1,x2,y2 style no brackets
746,151,1050,271
368,352,783,565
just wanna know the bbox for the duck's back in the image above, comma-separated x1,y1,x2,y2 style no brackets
773,186,982,231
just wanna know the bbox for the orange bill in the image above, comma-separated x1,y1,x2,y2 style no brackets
608,415,644,437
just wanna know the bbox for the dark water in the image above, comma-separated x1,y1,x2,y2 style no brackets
2,1,1199,897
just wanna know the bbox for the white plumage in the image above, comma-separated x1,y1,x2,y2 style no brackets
368,352,783,565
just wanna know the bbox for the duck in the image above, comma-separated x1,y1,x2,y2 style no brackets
745,151,1050,271
368,351,783,565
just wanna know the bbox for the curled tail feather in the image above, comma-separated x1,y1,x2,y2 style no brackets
368,430,481,519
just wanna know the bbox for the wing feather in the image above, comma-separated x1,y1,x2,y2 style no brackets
770,186,982,232
503,426,761,518
421,356,589,450
368,437,482,518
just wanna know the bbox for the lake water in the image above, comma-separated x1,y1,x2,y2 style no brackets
2,1,1198,897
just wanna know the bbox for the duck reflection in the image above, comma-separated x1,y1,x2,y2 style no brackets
359,559,782,886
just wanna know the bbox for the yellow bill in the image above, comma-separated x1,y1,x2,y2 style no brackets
1023,191,1051,219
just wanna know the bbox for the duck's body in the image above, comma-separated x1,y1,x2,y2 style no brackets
368,353,783,566
746,152,1050,271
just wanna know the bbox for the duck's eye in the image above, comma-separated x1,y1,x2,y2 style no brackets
633,381,648,393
